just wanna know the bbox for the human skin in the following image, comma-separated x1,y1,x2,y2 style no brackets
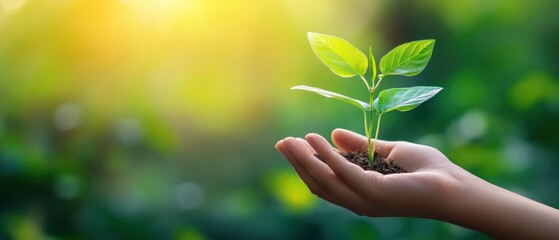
275,128,559,239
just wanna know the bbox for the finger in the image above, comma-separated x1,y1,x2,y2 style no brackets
305,133,380,196
384,142,445,172
331,128,397,157
276,139,341,205
297,138,317,154
331,128,368,152
298,137,342,158
281,138,365,203
290,138,374,209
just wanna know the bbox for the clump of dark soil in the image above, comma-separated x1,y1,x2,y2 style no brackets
316,151,407,174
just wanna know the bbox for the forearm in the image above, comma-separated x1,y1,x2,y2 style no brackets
445,172,559,239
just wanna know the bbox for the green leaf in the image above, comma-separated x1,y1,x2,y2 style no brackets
307,32,368,78
373,86,442,114
291,85,370,110
379,40,435,77
369,46,377,83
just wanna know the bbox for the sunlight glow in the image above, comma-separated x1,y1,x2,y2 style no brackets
0,0,357,135
0,0,26,13
122,0,200,25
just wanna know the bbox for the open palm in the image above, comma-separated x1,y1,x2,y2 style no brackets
275,128,467,219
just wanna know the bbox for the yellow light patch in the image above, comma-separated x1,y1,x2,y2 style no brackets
267,170,316,212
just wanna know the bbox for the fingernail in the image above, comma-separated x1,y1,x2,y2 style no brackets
276,145,287,156
274,140,283,149
305,133,317,139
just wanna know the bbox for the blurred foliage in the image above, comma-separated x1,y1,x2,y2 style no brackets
1,0,558,239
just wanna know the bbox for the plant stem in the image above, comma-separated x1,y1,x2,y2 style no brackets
363,110,370,153
372,74,384,92
371,113,383,160
367,90,374,162
361,73,373,161
367,74,385,163
359,75,371,90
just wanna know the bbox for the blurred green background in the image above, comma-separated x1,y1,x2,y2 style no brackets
1,0,559,239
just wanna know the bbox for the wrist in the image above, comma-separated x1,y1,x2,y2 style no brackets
441,171,495,228
432,167,476,222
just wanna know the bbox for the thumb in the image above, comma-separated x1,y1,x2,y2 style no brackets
331,128,396,157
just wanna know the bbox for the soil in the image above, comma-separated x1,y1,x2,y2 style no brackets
315,151,407,174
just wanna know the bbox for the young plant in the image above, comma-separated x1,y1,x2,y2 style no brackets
292,32,442,163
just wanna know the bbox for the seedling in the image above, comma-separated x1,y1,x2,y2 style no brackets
293,32,442,163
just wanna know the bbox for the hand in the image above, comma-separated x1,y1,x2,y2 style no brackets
275,128,467,219
275,129,559,239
